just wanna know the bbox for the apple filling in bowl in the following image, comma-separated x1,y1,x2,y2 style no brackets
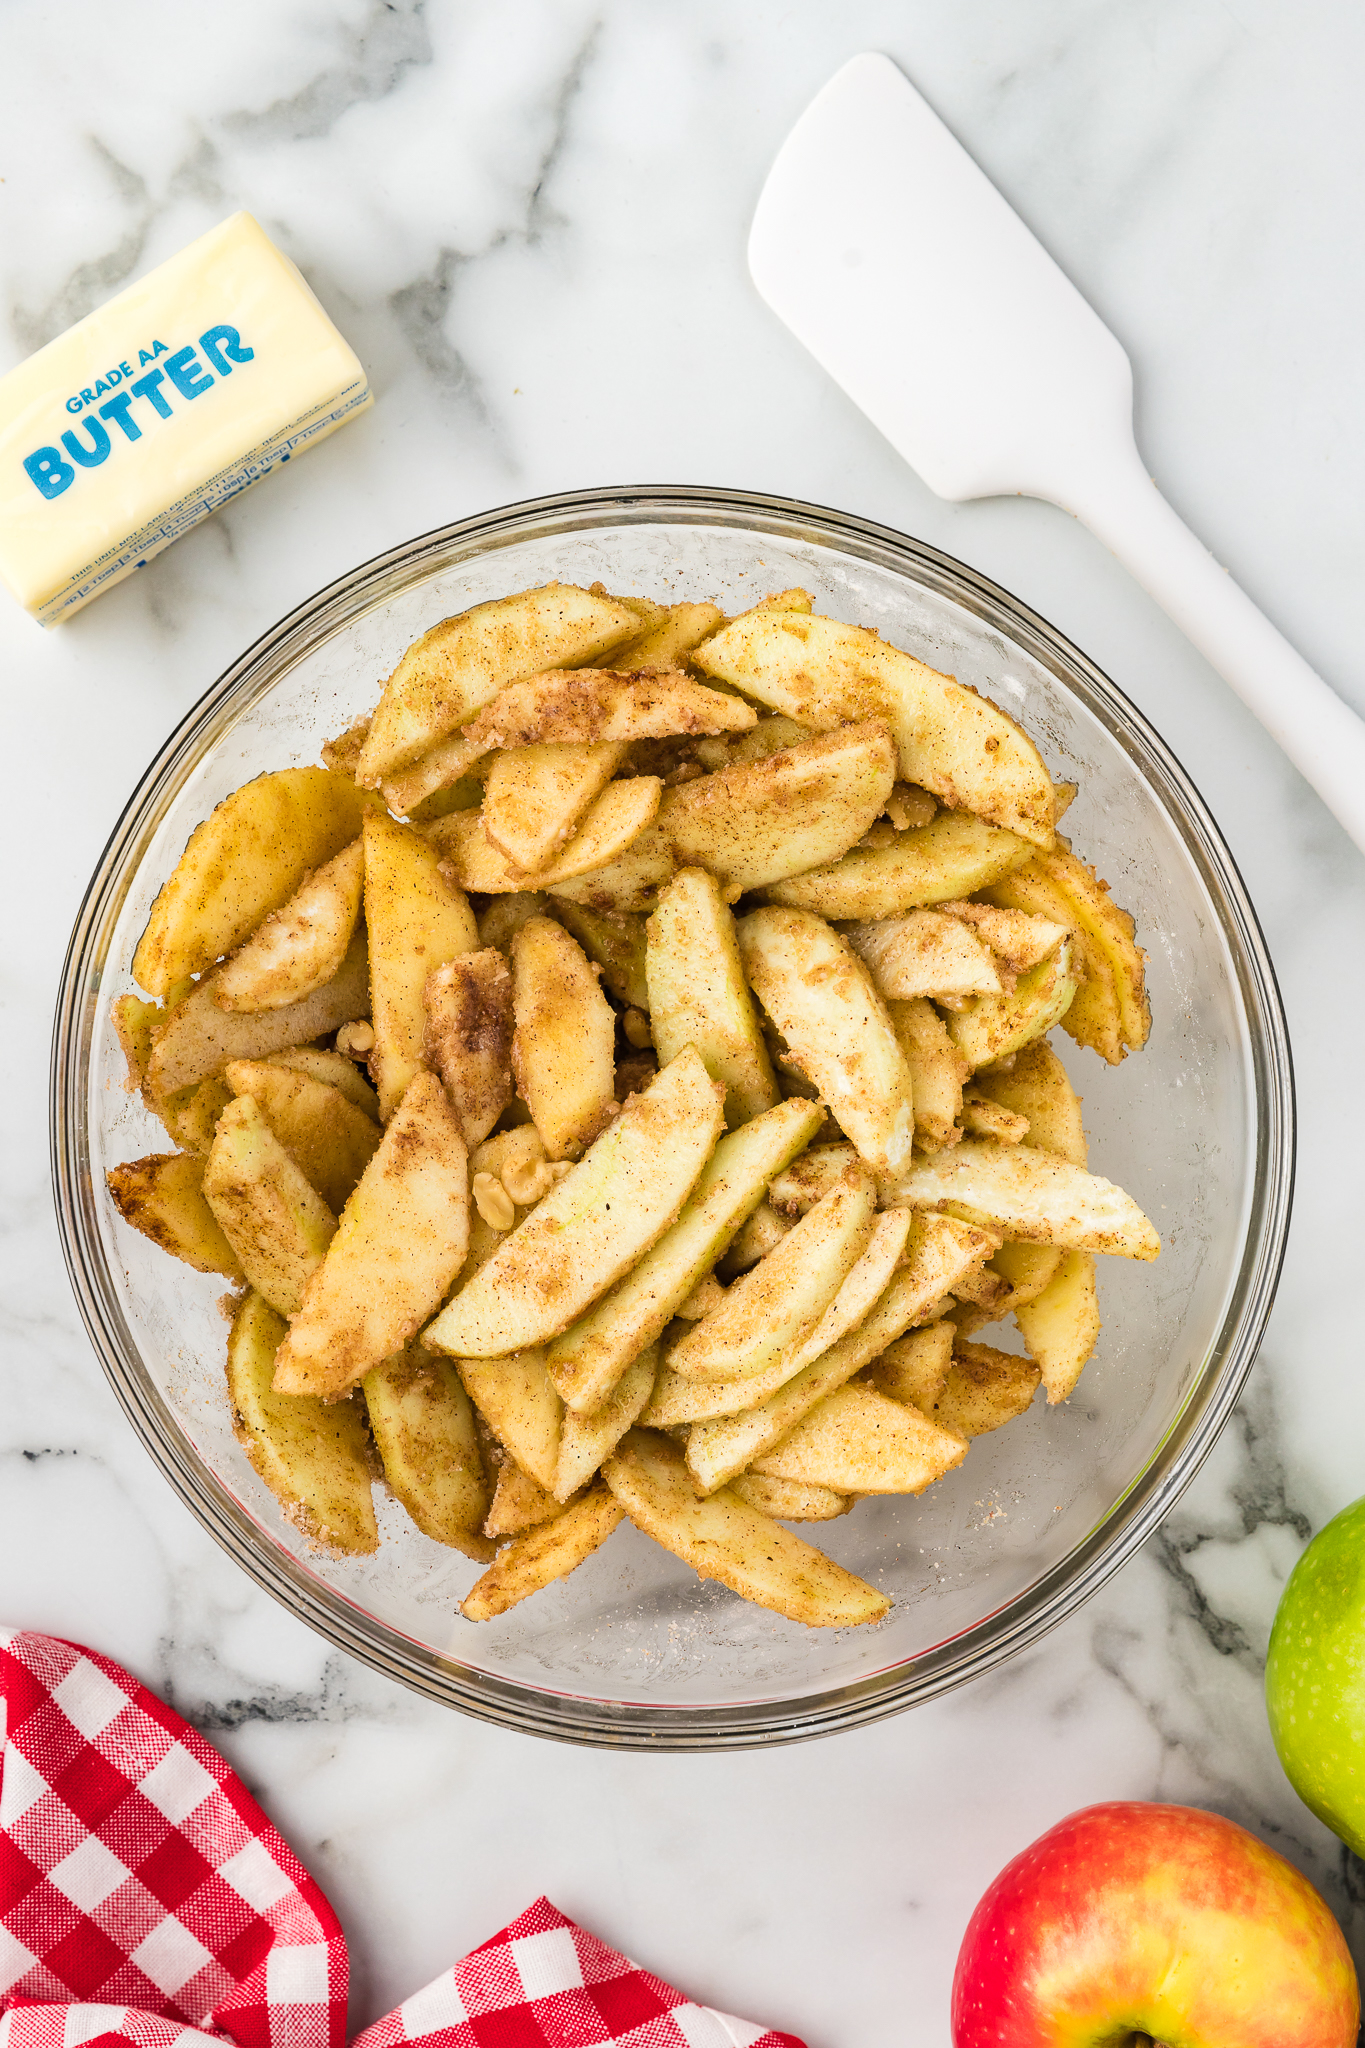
105,577,1159,1629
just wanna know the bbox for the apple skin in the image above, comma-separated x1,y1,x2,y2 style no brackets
1267,1494,1365,1857
951,1801,1357,2048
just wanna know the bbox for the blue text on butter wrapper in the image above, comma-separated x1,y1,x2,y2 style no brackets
24,325,255,500
64,339,168,413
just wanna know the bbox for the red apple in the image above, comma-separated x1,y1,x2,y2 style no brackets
952,1801,1357,2047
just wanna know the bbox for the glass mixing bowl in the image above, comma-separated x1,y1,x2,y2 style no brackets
51,487,1293,1748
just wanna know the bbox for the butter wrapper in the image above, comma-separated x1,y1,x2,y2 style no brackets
0,213,371,624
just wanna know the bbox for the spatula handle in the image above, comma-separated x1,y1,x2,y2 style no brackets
1067,439,1365,854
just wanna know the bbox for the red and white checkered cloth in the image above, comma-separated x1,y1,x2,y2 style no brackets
0,1633,803,2048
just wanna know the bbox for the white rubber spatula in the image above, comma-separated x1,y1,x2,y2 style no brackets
749,52,1365,855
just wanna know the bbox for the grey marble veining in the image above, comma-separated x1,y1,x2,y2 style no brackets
3,4,1365,2043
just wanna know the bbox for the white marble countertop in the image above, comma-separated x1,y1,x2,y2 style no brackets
4,4,1365,2042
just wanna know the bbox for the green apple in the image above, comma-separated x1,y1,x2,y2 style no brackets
1267,1493,1365,1854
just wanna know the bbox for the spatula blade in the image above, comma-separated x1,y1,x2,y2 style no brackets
749,53,1133,507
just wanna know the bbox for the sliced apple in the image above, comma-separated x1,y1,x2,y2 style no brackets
737,1204,912,1381
728,587,815,620
863,1322,955,1412
983,846,1148,1063
376,616,671,814
364,810,478,1120
752,1382,967,1495
1015,1248,1101,1402
952,1257,1013,1312
356,582,640,784
425,1048,724,1359
886,1139,1160,1259
730,1474,852,1522
945,941,1078,1072
214,837,365,1012
719,713,815,768
553,1347,658,1501
693,609,1056,843
223,1059,381,1213
603,1429,887,1628
133,767,372,996
543,825,678,915
767,1143,859,1217
646,868,778,1127
362,1351,493,1558
971,1039,1087,1167
226,1291,376,1554
431,776,663,893
461,1484,624,1621
676,1273,728,1321
716,1199,791,1278
380,742,490,821
738,905,915,1172
112,990,161,1091
986,1239,1064,1312
146,927,370,1096
549,900,649,1009
484,1453,566,1538
520,723,898,910
481,741,626,872
477,891,551,950
106,1151,245,1278
511,916,617,1160
458,667,757,749
846,909,1002,1001
887,997,968,1151
937,900,1070,978
457,1350,564,1492
422,948,514,1149
608,600,725,670
980,861,1112,1057
665,1168,874,1385
149,1076,232,1156
640,1369,732,1429
320,717,369,781
659,721,896,897
546,1096,823,1413
265,1046,380,1121
1038,845,1149,1052
648,1209,910,1428
960,1094,1029,1143
682,1215,999,1491
929,1341,1041,1438
764,809,1034,921
272,1072,470,1397
202,1095,337,1317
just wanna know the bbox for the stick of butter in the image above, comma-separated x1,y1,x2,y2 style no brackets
0,212,371,624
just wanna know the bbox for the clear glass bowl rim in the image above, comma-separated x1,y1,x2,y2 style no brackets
50,484,1295,1750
